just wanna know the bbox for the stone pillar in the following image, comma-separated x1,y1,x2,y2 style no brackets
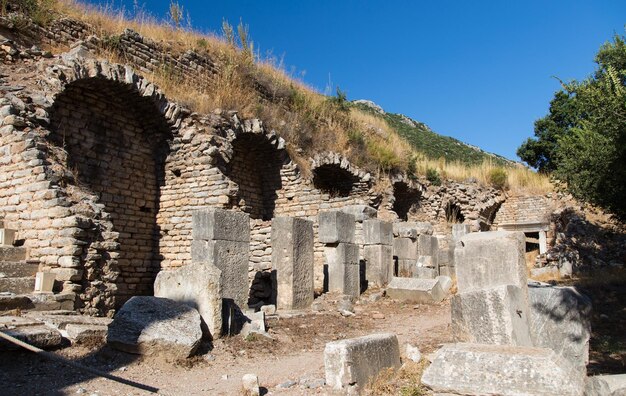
362,219,393,287
272,217,314,310
416,234,439,277
538,230,547,254
320,211,360,298
191,208,250,313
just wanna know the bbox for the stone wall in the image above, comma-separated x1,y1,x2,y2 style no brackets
493,195,553,226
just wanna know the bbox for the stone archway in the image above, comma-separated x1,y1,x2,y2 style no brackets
392,181,422,221
311,152,372,197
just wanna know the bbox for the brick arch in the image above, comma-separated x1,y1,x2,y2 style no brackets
310,152,372,197
45,56,185,311
389,174,424,221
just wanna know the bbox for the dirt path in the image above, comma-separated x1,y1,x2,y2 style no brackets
0,297,452,396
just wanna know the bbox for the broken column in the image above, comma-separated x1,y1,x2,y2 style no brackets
362,219,393,287
452,231,532,346
272,217,314,310
320,211,359,298
324,333,401,391
191,208,250,331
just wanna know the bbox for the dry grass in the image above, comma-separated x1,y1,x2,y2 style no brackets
365,360,430,395
26,0,552,189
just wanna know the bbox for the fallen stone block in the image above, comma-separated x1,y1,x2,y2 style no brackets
192,208,249,242
107,296,202,359
393,237,417,260
363,219,393,245
324,333,400,390
65,324,107,345
405,343,421,362
421,343,584,396
191,239,248,309
319,211,356,244
0,322,62,350
154,261,222,339
455,231,527,294
585,374,626,396
451,285,532,346
528,281,591,374
363,244,393,287
386,277,445,304
272,217,314,310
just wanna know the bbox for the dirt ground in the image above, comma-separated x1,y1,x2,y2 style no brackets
0,292,452,396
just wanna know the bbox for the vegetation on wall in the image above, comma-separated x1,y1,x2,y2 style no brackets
518,33,626,220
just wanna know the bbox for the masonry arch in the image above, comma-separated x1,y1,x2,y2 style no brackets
392,181,422,221
47,61,181,309
311,153,371,197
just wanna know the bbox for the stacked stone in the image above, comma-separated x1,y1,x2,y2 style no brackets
191,208,250,314
415,234,439,279
392,222,433,277
362,219,393,288
272,217,314,310
440,223,472,277
320,211,360,298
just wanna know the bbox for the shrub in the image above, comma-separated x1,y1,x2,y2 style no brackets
488,167,508,190
426,168,442,186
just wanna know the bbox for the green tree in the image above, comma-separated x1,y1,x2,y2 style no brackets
517,33,626,220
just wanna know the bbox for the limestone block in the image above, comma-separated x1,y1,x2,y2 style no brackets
393,237,417,260
438,265,455,278
65,324,108,344
363,244,393,287
417,235,438,271
154,262,222,339
455,231,527,294
339,205,377,222
396,259,415,278
324,333,401,390
452,223,472,241
386,277,446,304
393,222,433,239
0,228,15,246
324,243,360,297
363,219,393,245
34,272,55,293
415,267,437,279
319,211,355,244
51,268,82,282
241,374,260,396
451,285,532,346
528,281,591,374
272,217,314,310
585,374,626,396
421,343,585,396
416,255,434,268
436,275,453,294
107,296,202,359
189,239,248,309
192,208,250,242
0,325,63,350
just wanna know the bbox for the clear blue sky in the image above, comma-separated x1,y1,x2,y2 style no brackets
85,0,625,161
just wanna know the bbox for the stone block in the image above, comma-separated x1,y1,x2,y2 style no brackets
189,239,248,309
386,277,446,304
393,222,433,239
272,217,314,310
363,244,393,287
415,267,437,279
154,262,222,339
421,343,584,396
324,333,401,390
34,272,55,293
319,211,355,244
452,223,472,241
393,237,417,260
107,296,202,359
416,255,434,268
192,208,250,242
436,275,453,294
65,324,107,345
0,325,63,350
324,243,360,297
528,281,591,374
396,259,415,278
339,205,377,222
241,374,260,396
585,374,626,396
438,265,455,278
363,219,393,245
455,231,527,294
0,228,15,246
417,234,438,259
451,285,532,346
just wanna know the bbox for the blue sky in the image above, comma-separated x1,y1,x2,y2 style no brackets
85,0,626,161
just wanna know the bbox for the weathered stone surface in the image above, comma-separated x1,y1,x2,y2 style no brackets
393,237,417,260
65,324,107,344
154,262,222,339
386,277,445,304
319,211,356,244
415,267,437,279
0,324,62,350
190,239,248,309
393,222,433,239
324,333,400,390
451,285,532,346
325,242,360,297
107,296,202,359
363,219,393,245
436,275,452,294
416,255,434,268
452,223,472,241
192,208,250,242
339,205,377,222
455,231,527,294
241,373,260,396
528,281,591,373
585,374,626,396
272,217,314,310
421,343,584,396
363,244,393,287
396,259,415,278
417,234,438,257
